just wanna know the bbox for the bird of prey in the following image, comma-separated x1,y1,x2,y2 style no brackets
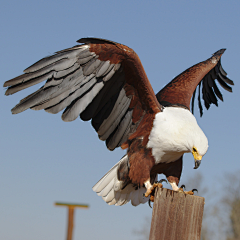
4,38,234,206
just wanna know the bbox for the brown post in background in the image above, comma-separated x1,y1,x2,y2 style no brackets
149,188,205,240
55,202,89,240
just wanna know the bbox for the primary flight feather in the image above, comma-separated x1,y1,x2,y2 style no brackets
4,38,234,206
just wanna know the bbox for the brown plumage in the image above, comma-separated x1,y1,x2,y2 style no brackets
4,38,234,206
156,49,233,116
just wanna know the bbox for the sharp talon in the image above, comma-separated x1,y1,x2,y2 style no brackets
159,179,168,184
180,184,186,189
148,199,152,208
192,188,198,193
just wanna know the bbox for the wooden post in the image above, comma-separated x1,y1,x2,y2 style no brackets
149,188,205,240
55,202,89,240
67,207,74,240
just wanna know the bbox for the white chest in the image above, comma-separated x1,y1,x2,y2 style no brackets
147,107,208,164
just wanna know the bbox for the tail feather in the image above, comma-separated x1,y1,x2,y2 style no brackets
115,193,127,206
92,155,149,206
99,178,115,197
103,188,115,203
108,197,117,206
93,157,123,193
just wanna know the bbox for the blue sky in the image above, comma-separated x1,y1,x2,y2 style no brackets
1,1,240,240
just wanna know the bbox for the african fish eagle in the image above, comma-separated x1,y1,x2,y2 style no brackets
4,38,234,206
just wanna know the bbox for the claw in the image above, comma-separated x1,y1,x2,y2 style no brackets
158,179,168,184
146,181,164,208
180,184,186,189
148,199,152,208
192,188,198,193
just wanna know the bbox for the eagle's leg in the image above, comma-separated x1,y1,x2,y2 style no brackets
144,180,154,197
144,179,164,198
147,179,167,207
169,181,180,191
163,156,183,192
169,182,198,195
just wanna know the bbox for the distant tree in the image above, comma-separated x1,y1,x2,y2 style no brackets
133,216,151,240
227,198,240,240
223,171,240,240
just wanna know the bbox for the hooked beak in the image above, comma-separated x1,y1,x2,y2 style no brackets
192,148,202,169
194,159,201,169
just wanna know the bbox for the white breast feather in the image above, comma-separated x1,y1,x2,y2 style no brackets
147,107,208,164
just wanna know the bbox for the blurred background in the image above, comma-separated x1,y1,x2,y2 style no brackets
1,1,239,239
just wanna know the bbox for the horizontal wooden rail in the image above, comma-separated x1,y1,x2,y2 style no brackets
55,202,89,240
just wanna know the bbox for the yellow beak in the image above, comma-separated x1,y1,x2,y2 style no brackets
192,149,202,169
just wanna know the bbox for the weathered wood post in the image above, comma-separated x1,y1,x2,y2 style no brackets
149,188,205,240
55,202,89,240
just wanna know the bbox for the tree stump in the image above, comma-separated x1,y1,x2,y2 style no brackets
149,188,205,240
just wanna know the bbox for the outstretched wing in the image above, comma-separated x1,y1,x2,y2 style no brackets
156,49,234,116
191,58,233,116
4,38,161,150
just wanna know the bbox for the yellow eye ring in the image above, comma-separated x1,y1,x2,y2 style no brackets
192,147,197,152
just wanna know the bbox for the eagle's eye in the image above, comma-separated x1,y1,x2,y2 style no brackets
192,147,197,152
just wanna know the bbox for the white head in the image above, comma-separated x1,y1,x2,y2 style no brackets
147,107,209,167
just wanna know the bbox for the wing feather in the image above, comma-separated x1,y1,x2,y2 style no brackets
62,80,104,122
5,37,161,152
96,61,111,77
24,46,88,73
156,49,234,116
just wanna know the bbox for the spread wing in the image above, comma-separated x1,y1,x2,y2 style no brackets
156,49,234,116
4,38,161,150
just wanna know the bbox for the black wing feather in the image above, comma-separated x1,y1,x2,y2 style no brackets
191,54,233,116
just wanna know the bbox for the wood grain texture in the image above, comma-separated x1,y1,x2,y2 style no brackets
67,207,74,240
149,188,204,240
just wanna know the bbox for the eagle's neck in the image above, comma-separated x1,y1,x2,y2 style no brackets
147,107,201,164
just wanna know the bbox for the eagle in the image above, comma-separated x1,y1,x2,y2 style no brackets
4,38,234,206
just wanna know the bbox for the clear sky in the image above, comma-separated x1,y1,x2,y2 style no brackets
1,1,240,240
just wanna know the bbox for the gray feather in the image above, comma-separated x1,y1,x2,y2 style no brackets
61,81,104,122
116,115,132,147
107,110,132,150
130,190,139,206
98,89,130,139
47,76,97,114
77,49,95,59
103,63,121,82
53,63,80,79
83,59,102,76
5,71,53,96
77,55,96,65
31,85,80,110
24,46,88,73
11,68,84,114
24,57,77,81
43,78,64,89
96,61,111,77
115,193,127,206
102,63,115,76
